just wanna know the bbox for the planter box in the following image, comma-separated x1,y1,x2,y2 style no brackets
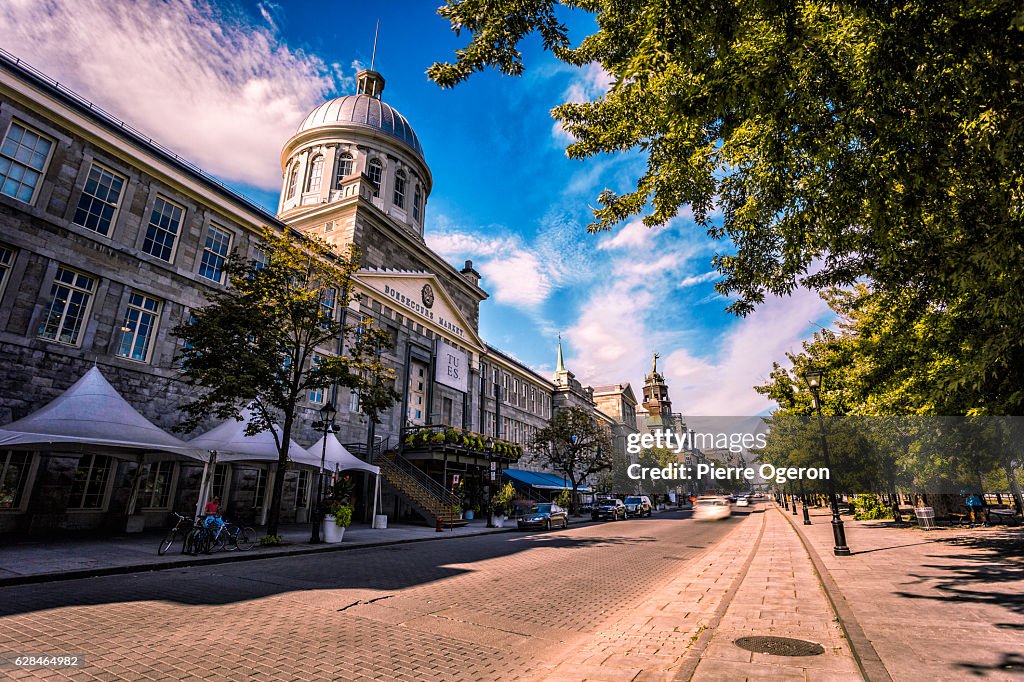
322,516,346,543
373,514,388,529
125,514,146,533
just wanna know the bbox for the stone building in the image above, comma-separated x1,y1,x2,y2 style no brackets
0,52,617,534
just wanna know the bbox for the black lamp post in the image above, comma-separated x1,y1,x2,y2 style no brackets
310,400,337,544
485,437,496,528
799,476,811,525
802,367,850,556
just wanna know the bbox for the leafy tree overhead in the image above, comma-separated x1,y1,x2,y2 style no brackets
174,228,399,537
530,406,614,513
431,1,1024,413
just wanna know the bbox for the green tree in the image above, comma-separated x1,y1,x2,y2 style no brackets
530,406,614,514
173,228,399,536
430,1,1024,413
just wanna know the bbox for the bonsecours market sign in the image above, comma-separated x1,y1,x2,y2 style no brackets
383,283,465,338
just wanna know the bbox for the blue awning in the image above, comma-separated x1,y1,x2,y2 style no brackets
503,468,592,492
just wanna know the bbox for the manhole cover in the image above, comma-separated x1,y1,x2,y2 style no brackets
734,636,825,656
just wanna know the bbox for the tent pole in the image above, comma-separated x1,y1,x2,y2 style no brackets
195,450,217,521
125,456,146,517
371,473,380,526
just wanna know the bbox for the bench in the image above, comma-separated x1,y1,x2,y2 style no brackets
988,507,1019,526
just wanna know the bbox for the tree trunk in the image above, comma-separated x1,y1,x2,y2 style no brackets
1005,462,1024,516
266,413,295,537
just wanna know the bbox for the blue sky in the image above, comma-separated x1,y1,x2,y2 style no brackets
3,0,834,414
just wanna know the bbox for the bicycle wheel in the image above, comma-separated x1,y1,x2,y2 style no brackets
207,528,226,553
183,528,200,555
235,526,256,551
158,529,178,555
224,527,239,551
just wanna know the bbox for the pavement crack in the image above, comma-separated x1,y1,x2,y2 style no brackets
337,594,393,611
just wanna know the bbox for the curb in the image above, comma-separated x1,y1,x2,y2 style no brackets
0,514,628,588
776,505,893,682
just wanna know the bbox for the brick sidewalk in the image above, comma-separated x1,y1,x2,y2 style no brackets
691,506,860,681
540,507,776,681
786,506,1024,681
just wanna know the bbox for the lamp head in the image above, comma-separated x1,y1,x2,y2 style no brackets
319,401,337,424
802,367,822,390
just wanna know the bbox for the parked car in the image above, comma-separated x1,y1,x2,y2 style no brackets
591,498,627,521
735,495,750,508
623,495,653,518
518,503,569,530
693,496,732,521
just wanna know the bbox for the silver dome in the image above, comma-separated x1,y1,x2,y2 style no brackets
296,94,424,159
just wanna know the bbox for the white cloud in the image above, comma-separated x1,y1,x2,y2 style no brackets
663,289,832,415
2,0,348,190
679,271,719,288
598,218,668,251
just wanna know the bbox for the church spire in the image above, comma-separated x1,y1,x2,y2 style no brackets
556,334,566,373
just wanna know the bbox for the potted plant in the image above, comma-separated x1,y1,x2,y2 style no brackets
491,481,515,528
321,500,352,543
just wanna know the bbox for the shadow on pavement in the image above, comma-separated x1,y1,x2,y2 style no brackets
0,511,745,618
956,651,1024,677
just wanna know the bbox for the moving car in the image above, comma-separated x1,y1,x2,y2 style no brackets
591,498,627,521
517,503,569,530
693,496,732,521
735,495,750,507
623,495,653,518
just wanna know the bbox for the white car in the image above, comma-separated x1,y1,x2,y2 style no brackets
693,496,732,521
735,496,750,507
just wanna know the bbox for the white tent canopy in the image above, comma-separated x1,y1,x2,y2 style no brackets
301,432,379,475
0,366,203,461
186,407,306,462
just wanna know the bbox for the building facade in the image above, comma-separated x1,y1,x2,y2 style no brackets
0,52,626,533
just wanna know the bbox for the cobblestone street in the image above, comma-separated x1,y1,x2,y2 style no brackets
0,509,749,681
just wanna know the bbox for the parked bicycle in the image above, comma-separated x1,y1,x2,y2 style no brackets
159,512,198,555
184,519,256,554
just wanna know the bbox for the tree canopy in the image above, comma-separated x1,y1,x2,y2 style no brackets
530,406,614,512
173,228,399,536
430,1,1024,413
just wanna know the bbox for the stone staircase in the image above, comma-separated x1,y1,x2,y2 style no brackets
376,451,468,527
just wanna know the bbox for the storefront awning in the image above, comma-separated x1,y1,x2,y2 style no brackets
503,468,592,492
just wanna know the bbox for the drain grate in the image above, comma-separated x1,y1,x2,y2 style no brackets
734,636,825,657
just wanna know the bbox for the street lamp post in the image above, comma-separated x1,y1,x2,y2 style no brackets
485,437,496,528
802,368,851,556
799,476,811,525
310,401,337,544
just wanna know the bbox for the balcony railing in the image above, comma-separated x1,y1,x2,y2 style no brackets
401,424,523,462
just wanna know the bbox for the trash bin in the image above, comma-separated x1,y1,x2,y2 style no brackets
914,506,936,530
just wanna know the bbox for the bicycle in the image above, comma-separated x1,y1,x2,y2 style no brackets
200,520,256,553
159,512,197,555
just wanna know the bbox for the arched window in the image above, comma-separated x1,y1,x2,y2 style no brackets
393,169,407,209
413,185,422,222
367,158,383,197
286,161,299,199
335,152,353,188
306,155,324,193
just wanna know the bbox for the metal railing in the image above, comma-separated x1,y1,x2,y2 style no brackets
378,451,457,509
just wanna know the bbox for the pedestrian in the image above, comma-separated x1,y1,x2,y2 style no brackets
965,493,987,526
204,495,225,537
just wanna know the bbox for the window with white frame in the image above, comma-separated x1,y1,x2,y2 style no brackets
73,163,125,236
253,468,267,507
0,451,33,509
295,470,310,508
69,454,112,509
116,291,161,362
413,185,422,222
0,121,53,203
367,159,383,197
198,224,231,282
335,153,353,186
211,463,229,501
142,196,184,262
308,353,326,404
37,266,95,345
350,388,360,413
253,247,269,271
286,161,299,199
306,155,324,193
0,244,15,300
321,287,336,326
393,169,407,208
142,461,174,508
